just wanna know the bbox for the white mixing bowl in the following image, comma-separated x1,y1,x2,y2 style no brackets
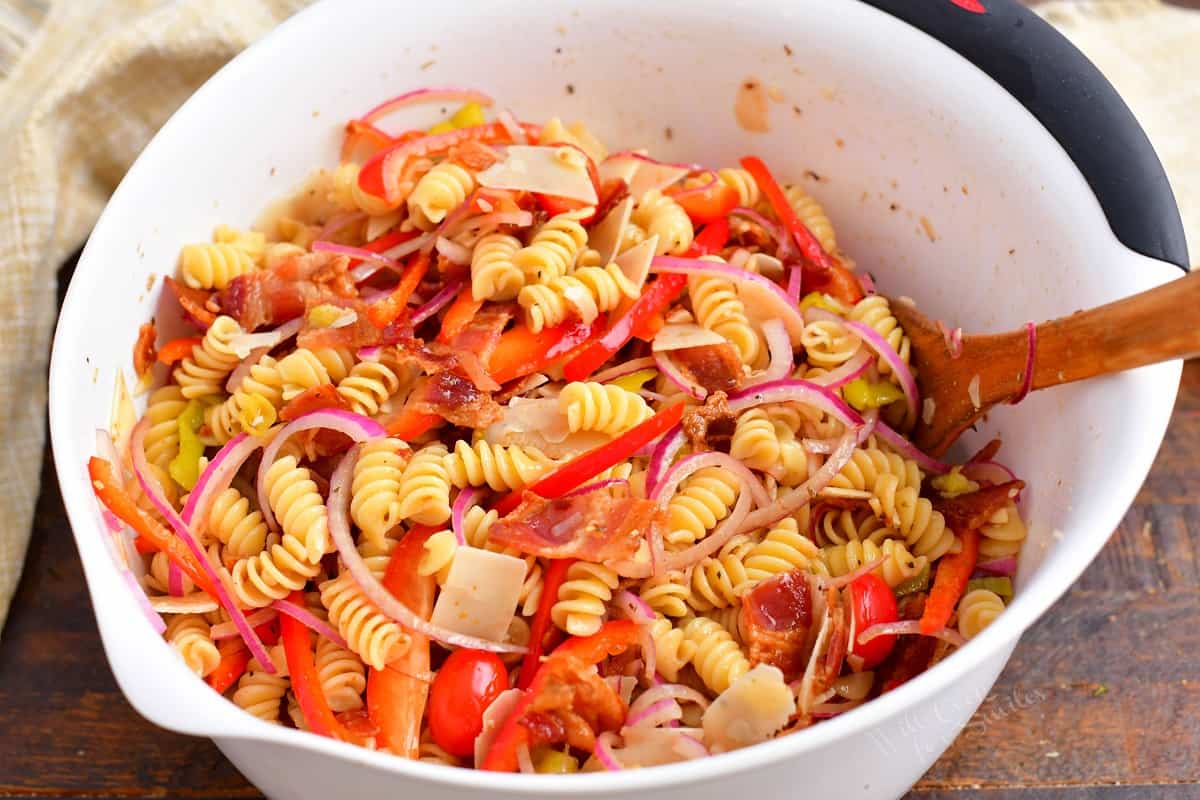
49,1,1187,797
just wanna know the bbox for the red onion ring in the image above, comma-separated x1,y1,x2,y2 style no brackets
313,240,402,271
786,264,803,303
817,555,887,589
561,478,630,498
805,347,872,390
605,151,703,172
411,279,464,326
328,445,525,652
612,589,657,681
128,422,274,672
857,620,966,648
645,424,685,498
451,487,484,546
651,451,770,510
358,87,494,125
667,170,718,201
974,556,1018,577
873,420,951,475
317,211,366,242
727,378,863,429
181,433,263,535
625,698,680,729
731,206,798,261
747,319,795,386
593,731,625,771
271,599,350,650
167,563,185,597
1009,322,1036,405
840,319,920,426
434,236,472,265
662,489,751,572
256,409,385,532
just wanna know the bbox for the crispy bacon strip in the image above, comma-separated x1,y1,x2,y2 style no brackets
519,657,626,753
741,570,813,680
933,480,1025,535
681,390,736,453
218,252,358,331
407,371,503,430
488,490,659,563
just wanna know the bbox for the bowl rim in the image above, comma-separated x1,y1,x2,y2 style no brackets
48,0,1185,792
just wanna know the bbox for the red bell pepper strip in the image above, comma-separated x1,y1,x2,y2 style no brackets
207,642,251,694
340,119,395,163
88,457,218,599
489,317,601,385
360,227,419,255
667,180,740,224
739,155,832,270
367,525,437,758
367,251,430,329
516,558,576,690
801,262,864,306
493,401,686,517
482,620,640,772
282,589,352,740
384,408,440,440
436,285,485,344
156,336,203,365
565,219,730,380
920,528,981,634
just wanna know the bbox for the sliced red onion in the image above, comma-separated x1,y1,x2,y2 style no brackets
731,206,797,261
594,731,625,771
256,409,385,532
735,413,876,534
645,424,685,498
626,698,680,729
747,319,794,386
668,170,718,201
974,556,1018,577
841,319,919,426
317,211,366,241
804,306,844,325
651,323,728,352
651,256,805,344
451,487,483,546
121,569,166,634
561,478,630,499
357,345,383,361
651,451,770,510
653,351,705,400
181,433,262,534
636,682,711,710
805,347,872,390
873,421,951,475
638,389,669,404
211,608,278,640
857,620,966,648
411,279,464,326
168,563,185,597
434,236,473,265
496,108,526,144
225,346,271,393
817,555,887,590
313,240,402,271
358,86,494,125
786,264,803,303
380,231,435,261
674,733,710,760
328,445,525,652
1009,322,1036,405
662,489,751,572
129,421,273,672
728,378,863,429
591,356,657,384
612,589,655,624
272,599,350,650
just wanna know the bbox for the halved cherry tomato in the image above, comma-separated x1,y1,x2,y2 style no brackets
848,572,899,670
535,142,601,223
428,649,510,758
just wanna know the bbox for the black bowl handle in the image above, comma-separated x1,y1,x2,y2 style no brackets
861,0,1189,271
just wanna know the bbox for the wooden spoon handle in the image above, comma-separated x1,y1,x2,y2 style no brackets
1032,268,1200,391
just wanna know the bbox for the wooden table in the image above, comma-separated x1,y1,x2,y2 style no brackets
1,267,1197,799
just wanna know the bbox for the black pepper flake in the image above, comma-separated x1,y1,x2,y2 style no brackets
743,80,758,90
792,105,802,116
664,126,674,140
889,203,898,212
783,44,793,56
804,169,823,182
555,47,563,54
566,83,575,94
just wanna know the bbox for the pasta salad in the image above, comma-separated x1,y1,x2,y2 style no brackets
90,87,1028,772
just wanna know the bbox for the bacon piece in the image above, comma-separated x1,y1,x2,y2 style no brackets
164,277,217,328
218,252,358,331
451,305,512,375
520,657,626,753
741,570,813,680
672,343,743,396
132,322,157,376
279,384,350,422
407,371,503,429
681,390,736,452
489,490,660,563
933,480,1025,535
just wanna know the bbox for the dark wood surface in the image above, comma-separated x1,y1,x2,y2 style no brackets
1,264,1197,798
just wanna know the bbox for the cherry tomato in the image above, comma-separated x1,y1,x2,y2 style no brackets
848,572,899,669
428,649,510,757
535,142,602,223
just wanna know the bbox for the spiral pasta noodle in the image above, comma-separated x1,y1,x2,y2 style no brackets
666,467,741,548
233,659,289,723
408,161,475,229
848,295,910,376
729,409,780,473
277,347,356,401
207,487,269,560
143,386,188,471
631,189,693,255
742,516,830,588
443,440,554,493
331,161,397,215
513,208,591,283
816,508,893,547
315,635,366,713
518,262,638,332
214,224,267,264
717,167,761,208
957,589,1005,639
689,258,761,365
683,616,749,694
649,615,697,682
351,438,407,549
825,444,923,503
419,728,463,766
878,485,956,561
551,561,619,636
179,242,256,290
264,455,331,564
800,319,860,370
689,535,756,611
165,614,220,678
979,501,1027,559
320,569,410,671
232,526,321,608
207,354,285,443
173,315,244,399
418,529,459,585
822,537,927,588
558,381,652,436
337,358,408,418
783,184,836,255
470,233,525,302
394,443,453,525
639,570,692,618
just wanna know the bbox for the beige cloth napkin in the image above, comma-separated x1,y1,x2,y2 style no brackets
0,0,1195,631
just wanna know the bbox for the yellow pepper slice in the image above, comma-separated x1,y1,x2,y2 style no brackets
843,377,905,411
429,101,487,135
610,368,658,394
168,399,206,491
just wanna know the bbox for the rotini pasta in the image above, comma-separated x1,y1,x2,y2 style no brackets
956,589,1005,639
233,659,289,723
822,537,927,589
517,262,638,332
979,501,1027,559
513,208,591,282
848,295,911,376
559,381,652,436
173,315,244,399
350,437,407,549
320,569,410,671
315,635,366,713
742,517,830,589
277,347,355,401
689,257,761,365
551,560,619,636
717,167,761,208
683,616,749,694
631,189,693,255
800,319,860,370
337,357,409,418
783,184,837,255
471,233,525,302
407,161,475,229
207,487,269,560
179,242,256,290
648,614,697,682
689,535,756,611
443,440,554,493
165,614,220,678
394,443,452,525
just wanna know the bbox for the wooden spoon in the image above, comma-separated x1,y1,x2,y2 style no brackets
890,268,1200,457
